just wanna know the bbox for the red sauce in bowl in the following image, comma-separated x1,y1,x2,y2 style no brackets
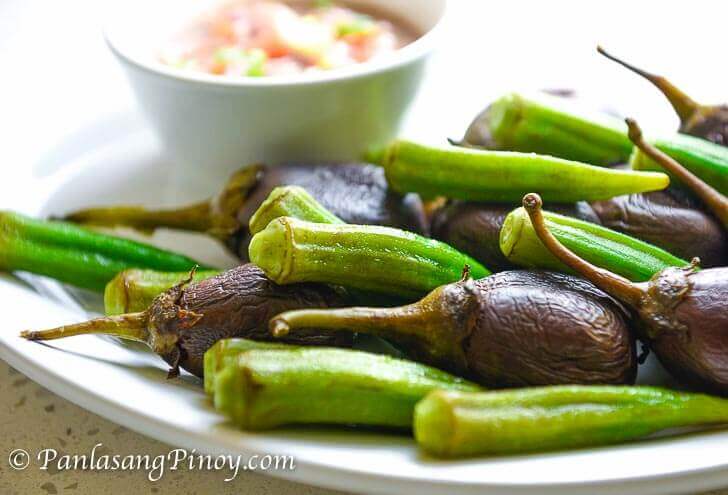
161,1,418,77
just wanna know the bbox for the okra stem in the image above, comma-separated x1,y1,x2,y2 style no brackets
104,268,220,315
500,206,688,282
627,119,728,227
455,92,634,165
212,347,479,430
0,211,207,291
248,185,344,235
249,217,490,298
203,338,292,396
414,386,728,457
372,140,669,202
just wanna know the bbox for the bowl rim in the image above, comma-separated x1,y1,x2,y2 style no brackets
104,0,448,89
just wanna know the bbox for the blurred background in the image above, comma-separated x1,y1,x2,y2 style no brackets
3,0,728,208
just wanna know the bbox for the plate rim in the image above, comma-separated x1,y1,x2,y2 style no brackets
4,112,728,495
4,331,728,495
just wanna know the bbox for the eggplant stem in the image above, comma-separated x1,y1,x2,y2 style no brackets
62,164,264,239
597,46,700,123
63,202,214,233
270,306,414,341
522,193,645,307
626,118,728,228
20,312,149,343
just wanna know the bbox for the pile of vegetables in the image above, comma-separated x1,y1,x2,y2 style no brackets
5,47,728,459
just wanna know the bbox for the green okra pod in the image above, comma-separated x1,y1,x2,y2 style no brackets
248,186,408,305
0,211,207,291
212,347,479,430
104,268,221,315
370,140,669,202
500,207,688,282
203,338,292,396
414,386,728,458
249,217,490,299
631,132,728,196
459,92,728,194
456,92,634,165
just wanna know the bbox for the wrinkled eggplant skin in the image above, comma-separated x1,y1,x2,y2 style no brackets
431,201,599,271
590,190,728,267
149,264,350,377
643,268,728,395
463,271,637,387
683,107,728,147
229,163,429,259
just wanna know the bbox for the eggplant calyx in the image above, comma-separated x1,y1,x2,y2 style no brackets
206,164,264,240
145,268,204,369
640,259,700,339
682,105,728,136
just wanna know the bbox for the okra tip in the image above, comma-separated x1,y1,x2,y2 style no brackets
269,318,290,338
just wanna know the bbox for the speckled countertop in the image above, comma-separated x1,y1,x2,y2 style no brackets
2,358,727,495
0,362,344,495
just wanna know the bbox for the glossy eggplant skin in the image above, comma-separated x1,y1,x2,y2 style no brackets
464,271,637,387
148,264,350,377
230,163,429,259
639,267,728,395
590,190,728,268
431,201,599,271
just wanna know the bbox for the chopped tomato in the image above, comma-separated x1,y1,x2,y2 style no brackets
162,1,415,77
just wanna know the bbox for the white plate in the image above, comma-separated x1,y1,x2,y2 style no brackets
3,114,728,495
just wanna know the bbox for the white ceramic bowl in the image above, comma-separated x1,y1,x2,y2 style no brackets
104,0,446,192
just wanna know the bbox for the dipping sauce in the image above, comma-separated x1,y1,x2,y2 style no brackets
161,1,418,77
